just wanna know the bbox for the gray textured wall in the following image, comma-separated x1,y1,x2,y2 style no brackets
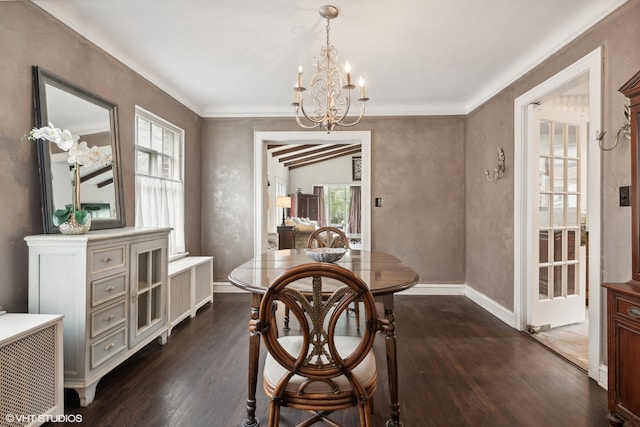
0,0,638,344
0,3,202,312
465,1,640,312
201,116,466,283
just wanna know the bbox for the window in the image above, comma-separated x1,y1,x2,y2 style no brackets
324,185,351,229
135,107,185,256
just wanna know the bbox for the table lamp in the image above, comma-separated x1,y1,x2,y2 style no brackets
276,196,291,226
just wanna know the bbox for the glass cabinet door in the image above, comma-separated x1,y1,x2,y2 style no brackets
130,239,167,347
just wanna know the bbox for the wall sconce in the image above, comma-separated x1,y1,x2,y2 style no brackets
596,101,631,151
276,196,291,226
485,147,506,181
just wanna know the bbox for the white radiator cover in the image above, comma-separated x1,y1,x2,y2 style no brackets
0,314,64,427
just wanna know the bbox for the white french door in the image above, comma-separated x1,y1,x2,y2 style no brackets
528,104,587,329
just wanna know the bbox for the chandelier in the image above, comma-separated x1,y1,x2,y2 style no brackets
292,5,369,132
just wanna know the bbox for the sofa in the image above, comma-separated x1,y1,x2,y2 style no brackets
284,217,318,248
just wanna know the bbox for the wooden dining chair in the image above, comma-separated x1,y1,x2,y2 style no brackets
306,226,350,249
251,263,388,427
309,226,360,327
283,226,359,331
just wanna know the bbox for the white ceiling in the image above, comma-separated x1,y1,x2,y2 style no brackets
32,0,626,117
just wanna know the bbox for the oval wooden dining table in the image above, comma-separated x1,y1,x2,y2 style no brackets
228,248,419,427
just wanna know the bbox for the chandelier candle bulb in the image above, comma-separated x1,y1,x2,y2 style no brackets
345,62,352,87
297,65,303,87
359,77,366,99
294,83,300,104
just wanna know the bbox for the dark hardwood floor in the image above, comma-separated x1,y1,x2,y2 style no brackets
57,294,608,426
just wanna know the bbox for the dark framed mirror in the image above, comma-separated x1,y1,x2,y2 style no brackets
33,66,125,233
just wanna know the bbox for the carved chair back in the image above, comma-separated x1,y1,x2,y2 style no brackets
252,263,385,426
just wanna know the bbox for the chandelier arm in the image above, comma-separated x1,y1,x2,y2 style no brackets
329,104,366,128
297,102,326,127
331,91,352,123
296,100,328,124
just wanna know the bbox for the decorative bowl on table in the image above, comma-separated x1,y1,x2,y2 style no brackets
304,247,347,263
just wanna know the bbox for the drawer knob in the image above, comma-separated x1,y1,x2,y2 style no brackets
104,314,115,322
103,257,113,263
104,342,115,351
106,286,115,292
629,307,640,319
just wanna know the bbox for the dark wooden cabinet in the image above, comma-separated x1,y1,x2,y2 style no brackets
289,193,318,220
604,70,640,426
277,225,295,249
603,283,640,427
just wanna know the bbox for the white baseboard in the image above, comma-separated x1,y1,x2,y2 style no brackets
598,365,608,390
396,283,466,295
465,286,517,328
213,282,245,293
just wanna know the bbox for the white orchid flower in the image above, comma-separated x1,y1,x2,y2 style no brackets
82,145,106,167
57,129,78,151
27,124,111,167
67,141,91,165
34,123,59,144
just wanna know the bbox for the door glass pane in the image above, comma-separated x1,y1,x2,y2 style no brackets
567,230,577,261
553,195,564,226
138,291,149,328
540,121,551,155
567,195,579,226
539,230,549,263
138,252,148,290
151,286,161,321
553,230,563,262
567,159,578,192
539,266,549,300
539,158,550,191
554,159,565,192
151,249,161,283
539,194,550,227
567,264,576,295
567,125,578,157
553,265,563,297
554,123,564,156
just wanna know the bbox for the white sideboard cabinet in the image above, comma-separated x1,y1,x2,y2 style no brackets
25,227,171,407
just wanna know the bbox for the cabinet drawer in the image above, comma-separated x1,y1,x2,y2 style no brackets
615,296,640,323
91,273,127,307
91,327,126,369
90,300,126,338
90,245,126,276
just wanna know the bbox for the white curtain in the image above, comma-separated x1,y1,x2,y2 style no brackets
135,174,185,255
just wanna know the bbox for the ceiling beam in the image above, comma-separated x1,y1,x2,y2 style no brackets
79,165,112,184
286,147,362,169
270,144,317,157
278,144,361,163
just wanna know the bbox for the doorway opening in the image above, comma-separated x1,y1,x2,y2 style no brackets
253,131,371,256
514,48,602,381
